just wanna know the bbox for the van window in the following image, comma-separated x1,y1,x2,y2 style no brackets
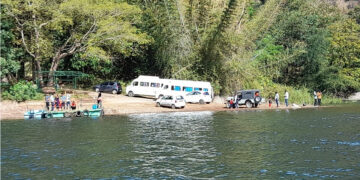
171,86,181,91
204,88,209,92
164,85,168,89
183,87,193,92
109,82,115,85
101,82,109,86
140,82,149,87
194,87,202,91
150,83,156,87
133,81,138,86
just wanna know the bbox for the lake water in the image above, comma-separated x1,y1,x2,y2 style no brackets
1,103,360,179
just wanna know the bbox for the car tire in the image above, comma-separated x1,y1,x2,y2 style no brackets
171,104,176,109
255,96,261,103
128,91,134,97
206,102,210,104
199,99,205,104
112,90,117,94
95,88,100,92
181,106,185,109
156,102,160,107
245,101,252,108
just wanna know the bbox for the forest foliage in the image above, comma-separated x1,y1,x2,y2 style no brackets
1,0,360,98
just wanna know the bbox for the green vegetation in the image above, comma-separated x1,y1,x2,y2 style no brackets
1,0,360,103
1,81,43,102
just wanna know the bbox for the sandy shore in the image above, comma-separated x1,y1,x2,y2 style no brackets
0,91,318,120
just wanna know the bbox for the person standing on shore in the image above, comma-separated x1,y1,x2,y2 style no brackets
313,91,318,106
97,92,102,108
317,91,322,106
275,92,280,107
61,93,66,110
50,94,55,111
66,92,71,110
45,94,50,111
284,90,289,107
55,94,60,111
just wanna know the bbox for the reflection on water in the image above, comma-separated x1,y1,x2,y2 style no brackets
1,104,360,179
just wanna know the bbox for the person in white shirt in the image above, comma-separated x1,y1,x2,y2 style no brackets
65,92,71,110
275,92,280,107
284,90,289,107
50,94,55,111
313,91,317,106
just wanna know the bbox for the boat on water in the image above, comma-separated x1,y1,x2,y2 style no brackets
24,108,104,120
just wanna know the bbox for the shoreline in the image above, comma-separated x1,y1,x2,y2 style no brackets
0,96,325,121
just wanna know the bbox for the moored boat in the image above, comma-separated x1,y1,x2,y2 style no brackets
24,109,104,119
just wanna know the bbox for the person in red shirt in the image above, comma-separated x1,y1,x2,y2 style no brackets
71,101,76,110
229,98,234,109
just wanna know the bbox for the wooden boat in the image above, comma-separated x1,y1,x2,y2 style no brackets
24,110,47,120
24,108,104,119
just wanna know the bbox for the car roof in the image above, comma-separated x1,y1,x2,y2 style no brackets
237,89,260,93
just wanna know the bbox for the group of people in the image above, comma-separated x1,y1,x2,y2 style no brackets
269,90,289,108
269,90,323,108
313,91,322,106
45,92,76,111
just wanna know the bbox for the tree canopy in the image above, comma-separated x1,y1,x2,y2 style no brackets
1,0,359,97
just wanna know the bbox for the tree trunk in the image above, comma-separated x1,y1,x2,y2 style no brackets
47,56,61,87
35,59,44,87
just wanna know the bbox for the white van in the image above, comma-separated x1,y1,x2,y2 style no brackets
154,79,213,101
126,76,214,101
126,75,164,97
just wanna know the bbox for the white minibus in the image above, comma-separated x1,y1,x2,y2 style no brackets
154,79,213,100
126,76,214,100
125,75,164,97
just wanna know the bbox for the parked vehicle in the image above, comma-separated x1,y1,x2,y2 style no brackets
126,75,214,100
154,79,213,100
184,91,212,104
126,76,163,97
156,95,185,109
94,82,122,94
226,90,262,108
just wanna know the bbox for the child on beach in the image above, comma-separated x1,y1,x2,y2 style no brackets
229,98,234,109
269,97,273,108
71,100,77,110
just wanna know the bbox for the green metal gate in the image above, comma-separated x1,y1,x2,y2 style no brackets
35,71,88,90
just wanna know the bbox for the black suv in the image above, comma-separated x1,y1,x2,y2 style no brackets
226,89,262,108
93,82,122,94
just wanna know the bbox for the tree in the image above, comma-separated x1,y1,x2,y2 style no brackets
321,19,360,96
3,0,151,86
0,8,22,84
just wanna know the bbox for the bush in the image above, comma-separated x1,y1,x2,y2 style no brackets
1,81,43,102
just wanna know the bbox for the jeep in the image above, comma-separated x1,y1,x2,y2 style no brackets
226,90,262,108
